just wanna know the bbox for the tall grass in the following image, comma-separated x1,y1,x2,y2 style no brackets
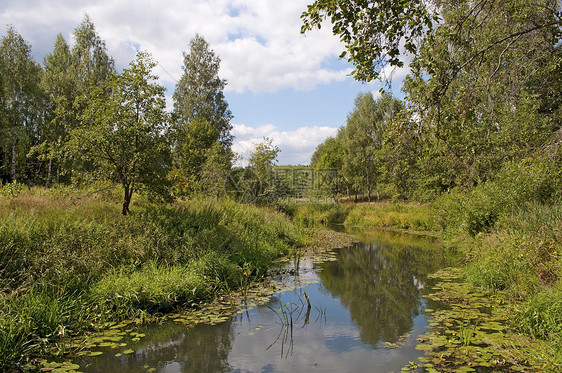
278,201,347,227
0,190,308,369
432,157,562,352
462,203,561,295
344,201,437,232
516,282,562,341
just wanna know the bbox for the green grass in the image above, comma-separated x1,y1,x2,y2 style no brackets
278,201,347,227
343,201,437,232
0,189,308,369
515,282,562,342
431,158,562,355
92,261,211,317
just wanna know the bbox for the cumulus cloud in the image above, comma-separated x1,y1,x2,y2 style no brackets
0,0,349,93
232,123,338,166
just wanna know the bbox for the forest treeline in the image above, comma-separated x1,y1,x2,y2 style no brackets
309,0,562,202
0,15,285,215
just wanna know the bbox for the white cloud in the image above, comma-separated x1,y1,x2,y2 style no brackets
0,0,349,94
232,123,338,166
232,123,277,138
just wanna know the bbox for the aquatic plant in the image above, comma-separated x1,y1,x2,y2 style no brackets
416,268,562,372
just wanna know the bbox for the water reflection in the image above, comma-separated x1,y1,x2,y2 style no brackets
317,230,444,347
76,229,452,373
78,320,235,372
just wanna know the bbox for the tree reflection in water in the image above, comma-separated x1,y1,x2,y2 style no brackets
76,229,455,373
78,320,235,373
317,230,447,347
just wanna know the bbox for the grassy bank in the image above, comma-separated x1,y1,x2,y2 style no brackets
436,199,562,367
343,201,438,233
277,201,348,227
0,188,311,370
277,199,437,234
331,161,562,369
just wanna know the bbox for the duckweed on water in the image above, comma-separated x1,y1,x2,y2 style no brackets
412,267,561,373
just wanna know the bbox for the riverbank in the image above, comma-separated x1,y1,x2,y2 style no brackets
0,188,354,371
3,185,560,371
304,198,562,371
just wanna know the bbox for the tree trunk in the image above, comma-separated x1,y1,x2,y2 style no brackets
46,158,52,187
366,173,371,202
122,183,132,215
11,138,17,182
122,194,131,215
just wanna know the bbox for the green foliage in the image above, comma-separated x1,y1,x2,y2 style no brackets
462,201,562,297
463,252,529,293
343,93,379,200
344,202,437,232
340,92,404,201
0,26,45,183
280,201,347,227
305,1,561,203
419,267,562,372
436,158,561,238
170,35,234,197
0,181,23,197
301,0,437,82
245,137,280,202
67,51,170,214
377,111,420,199
311,130,345,170
173,34,232,147
169,119,232,198
91,261,210,317
0,286,88,370
516,282,562,342
71,14,115,89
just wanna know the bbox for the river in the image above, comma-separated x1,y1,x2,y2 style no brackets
74,228,453,373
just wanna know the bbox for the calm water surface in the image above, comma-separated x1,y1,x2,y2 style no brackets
76,229,452,373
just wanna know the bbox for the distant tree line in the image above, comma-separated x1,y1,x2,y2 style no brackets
0,15,247,214
307,0,562,201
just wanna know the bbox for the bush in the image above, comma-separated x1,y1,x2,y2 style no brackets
281,201,347,227
436,158,561,238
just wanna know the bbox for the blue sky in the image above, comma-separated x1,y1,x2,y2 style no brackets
0,0,408,165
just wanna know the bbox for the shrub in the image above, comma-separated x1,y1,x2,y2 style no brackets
436,158,561,238
283,202,347,227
